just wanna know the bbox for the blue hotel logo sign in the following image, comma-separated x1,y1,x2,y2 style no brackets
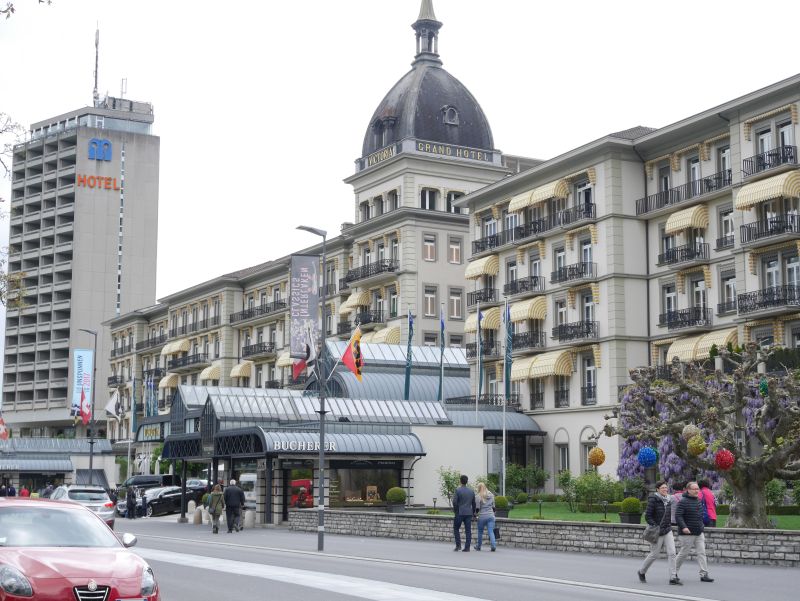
88,138,112,161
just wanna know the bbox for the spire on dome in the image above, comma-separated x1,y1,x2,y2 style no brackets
417,0,437,21
412,0,443,66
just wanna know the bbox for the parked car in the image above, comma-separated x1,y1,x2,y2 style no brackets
0,496,161,600
50,485,116,529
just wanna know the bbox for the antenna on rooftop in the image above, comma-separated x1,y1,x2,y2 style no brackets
120,78,127,100
92,24,100,107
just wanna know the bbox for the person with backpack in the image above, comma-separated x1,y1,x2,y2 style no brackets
698,479,717,527
675,482,714,583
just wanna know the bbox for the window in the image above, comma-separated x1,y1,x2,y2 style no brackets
581,240,592,265
556,444,570,473
582,355,596,406
506,260,517,285
360,201,370,222
718,146,731,175
530,378,544,409
752,326,773,348
256,366,263,388
373,196,383,216
581,443,597,473
446,191,463,213
785,255,800,287
391,238,400,260
257,328,264,344
420,188,437,211
582,293,594,322
387,190,398,211
504,211,518,241
423,235,436,261
448,238,462,264
576,181,592,210
529,253,541,279
482,217,497,238
214,337,220,358
555,299,567,326
721,271,736,312
362,246,372,266
423,332,438,346
260,292,268,306
389,289,398,318
449,334,463,347
555,247,566,271
719,208,734,247
530,445,544,469
692,279,707,309
424,286,437,317
688,157,701,196
779,121,794,147
658,165,670,193
763,257,779,288
442,106,459,125
757,128,773,154
377,243,385,261
449,289,463,319
661,228,676,256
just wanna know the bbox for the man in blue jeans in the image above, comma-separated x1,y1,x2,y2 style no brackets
452,474,476,552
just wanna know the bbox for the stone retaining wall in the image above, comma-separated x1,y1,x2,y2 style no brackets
289,509,800,567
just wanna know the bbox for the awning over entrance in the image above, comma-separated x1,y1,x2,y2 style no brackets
161,338,190,356
260,430,425,456
158,373,179,389
735,170,800,210
161,433,203,460
510,297,546,322
446,410,546,436
665,204,709,234
0,455,73,472
465,255,499,280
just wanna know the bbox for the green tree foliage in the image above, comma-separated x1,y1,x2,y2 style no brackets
574,471,622,511
557,470,577,512
437,466,461,502
505,463,550,496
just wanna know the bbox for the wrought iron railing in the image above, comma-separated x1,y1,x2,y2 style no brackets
550,262,597,284
465,341,500,359
531,392,544,410
472,234,501,255
514,217,554,241
142,368,165,380
740,214,800,244
511,330,546,350
737,285,800,314
354,309,384,325
467,288,499,307
581,386,597,406
635,169,732,215
554,388,570,408
337,321,352,335
107,375,127,387
715,234,734,250
504,276,545,296
229,299,287,323
551,320,598,341
338,278,350,292
657,243,709,266
242,341,276,358
136,334,167,351
110,344,131,358
742,145,797,177
168,353,208,370
658,307,712,329
264,380,282,389
717,299,737,314
444,394,520,409
343,259,399,283
557,203,596,227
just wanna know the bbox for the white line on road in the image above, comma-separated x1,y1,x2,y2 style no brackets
137,534,722,601
137,547,490,601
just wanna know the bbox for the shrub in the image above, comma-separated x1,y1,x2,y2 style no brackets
474,474,497,494
574,471,620,511
386,487,406,504
426,508,441,515
495,495,509,509
437,467,461,502
530,493,560,503
621,477,646,500
515,492,529,505
620,497,643,513
765,479,787,507
578,503,621,513
505,463,550,494
557,470,577,512
793,485,800,507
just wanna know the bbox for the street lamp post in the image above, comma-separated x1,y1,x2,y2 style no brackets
297,225,328,552
79,328,99,486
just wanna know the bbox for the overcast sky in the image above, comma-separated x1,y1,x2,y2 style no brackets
2,0,800,300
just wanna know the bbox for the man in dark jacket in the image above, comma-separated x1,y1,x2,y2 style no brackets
452,475,476,552
675,482,714,582
223,478,246,533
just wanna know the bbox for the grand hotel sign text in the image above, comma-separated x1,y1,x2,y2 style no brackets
416,141,491,162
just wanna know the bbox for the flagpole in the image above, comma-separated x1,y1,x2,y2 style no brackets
502,297,511,498
475,300,481,424
438,302,445,404
404,306,413,401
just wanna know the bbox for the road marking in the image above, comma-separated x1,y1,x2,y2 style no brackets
136,547,489,601
137,534,721,601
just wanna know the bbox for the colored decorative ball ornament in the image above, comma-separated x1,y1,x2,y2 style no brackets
759,377,769,398
715,448,735,471
687,434,707,457
588,447,606,467
681,424,701,441
637,446,657,468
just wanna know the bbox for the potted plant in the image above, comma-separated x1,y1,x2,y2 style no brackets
494,495,510,518
386,487,406,513
619,497,643,524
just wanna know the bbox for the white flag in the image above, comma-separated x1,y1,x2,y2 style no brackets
105,390,121,420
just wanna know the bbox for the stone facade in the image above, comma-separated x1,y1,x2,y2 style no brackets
289,509,800,567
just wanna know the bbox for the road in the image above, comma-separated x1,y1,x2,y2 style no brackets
120,515,795,601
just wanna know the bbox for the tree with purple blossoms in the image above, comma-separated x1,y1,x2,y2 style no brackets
603,343,800,529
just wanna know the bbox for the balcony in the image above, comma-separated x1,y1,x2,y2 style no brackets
554,388,570,408
229,299,287,324
581,386,597,406
551,321,598,342
717,299,737,315
444,394,520,410
136,334,167,351
342,259,398,285
737,285,800,315
530,392,544,410
167,353,209,372
657,243,709,267
550,262,596,285
465,341,500,359
264,380,282,389
740,214,800,246
354,309,384,328
467,288,499,307
504,276,545,296
658,307,712,330
715,234,734,251
742,145,797,178
635,169,733,215
338,278,350,293
511,330,546,351
557,203,596,228
337,321,352,336
107,375,127,388
242,341,276,359
513,217,554,242
143,368,165,381
110,344,131,358
472,234,501,255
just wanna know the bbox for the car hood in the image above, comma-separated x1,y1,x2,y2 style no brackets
4,548,145,579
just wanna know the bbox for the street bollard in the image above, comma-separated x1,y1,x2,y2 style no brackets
244,509,256,529
192,507,202,525
187,500,197,514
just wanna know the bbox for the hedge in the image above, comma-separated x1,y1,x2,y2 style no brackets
715,504,799,516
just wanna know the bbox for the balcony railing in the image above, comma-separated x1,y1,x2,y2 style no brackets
110,344,131,358
242,341,276,358
742,145,797,177
343,259,398,283
467,288,499,307
737,285,800,314
635,169,732,215
107,375,127,387
555,388,570,408
168,353,208,370
465,341,499,359
338,278,350,292
557,203,596,227
514,217,554,241
530,392,544,410
504,276,545,296
444,394,520,410
337,321,352,335
142,368,165,380
511,330,546,351
581,386,597,406
740,214,800,244
717,299,737,314
551,320,598,342
229,299,287,323
715,234,734,250
472,234,501,255
657,243,709,266
550,262,597,284
136,334,167,351
264,380,282,389
658,307,712,330
354,309,384,326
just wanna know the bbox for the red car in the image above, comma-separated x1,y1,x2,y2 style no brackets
0,497,160,600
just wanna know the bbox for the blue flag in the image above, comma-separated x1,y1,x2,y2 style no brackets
404,308,414,400
437,306,445,402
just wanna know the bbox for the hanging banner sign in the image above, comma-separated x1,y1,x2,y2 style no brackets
70,349,94,420
289,254,321,359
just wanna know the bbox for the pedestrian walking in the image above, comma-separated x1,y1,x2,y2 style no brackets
473,482,496,552
126,487,137,520
0,484,7,497
208,484,225,534
675,481,714,583
140,489,148,518
7,484,16,497
698,479,717,527
223,478,245,533
452,474,475,552
638,481,679,585
19,486,30,498
670,482,685,525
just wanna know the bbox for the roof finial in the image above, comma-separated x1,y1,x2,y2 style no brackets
412,0,443,66
417,0,437,21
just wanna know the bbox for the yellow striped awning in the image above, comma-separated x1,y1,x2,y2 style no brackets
158,373,179,389
465,255,499,280
371,326,401,344
360,331,377,343
160,338,190,357
339,290,370,315
199,362,220,381
230,360,254,379
465,313,479,333
528,350,573,378
510,355,538,382
664,204,709,234
276,351,293,368
735,170,800,210
666,335,704,362
465,310,501,333
695,327,738,360
531,179,570,206
508,190,535,213
510,297,547,322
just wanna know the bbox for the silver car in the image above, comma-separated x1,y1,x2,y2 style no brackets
50,485,116,529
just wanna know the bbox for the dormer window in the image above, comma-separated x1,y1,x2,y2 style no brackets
442,105,459,126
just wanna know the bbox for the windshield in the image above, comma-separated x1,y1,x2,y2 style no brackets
0,506,121,548
68,490,109,502
240,480,255,492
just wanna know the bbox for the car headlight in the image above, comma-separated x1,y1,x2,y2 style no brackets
0,564,34,597
140,566,157,597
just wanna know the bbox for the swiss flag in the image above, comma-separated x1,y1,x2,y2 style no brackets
341,327,364,382
80,387,91,426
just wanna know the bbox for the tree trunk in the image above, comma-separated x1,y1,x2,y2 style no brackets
727,473,772,529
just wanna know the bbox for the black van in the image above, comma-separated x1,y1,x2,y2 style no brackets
117,474,181,496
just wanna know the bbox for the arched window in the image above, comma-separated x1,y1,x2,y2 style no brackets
442,105,459,126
